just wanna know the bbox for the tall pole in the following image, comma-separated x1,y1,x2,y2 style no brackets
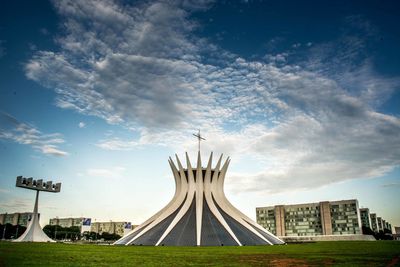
31,189,40,236
2,224,6,240
34,190,39,218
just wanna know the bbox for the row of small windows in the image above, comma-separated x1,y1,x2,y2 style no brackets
258,220,359,230
258,205,357,215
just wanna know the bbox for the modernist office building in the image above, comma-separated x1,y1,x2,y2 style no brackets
385,222,392,233
360,211,392,234
377,217,384,231
394,227,400,241
91,222,134,236
360,208,372,229
49,217,134,236
369,213,379,232
256,199,362,237
0,212,35,227
49,217,86,228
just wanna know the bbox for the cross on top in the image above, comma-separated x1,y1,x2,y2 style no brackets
193,129,205,152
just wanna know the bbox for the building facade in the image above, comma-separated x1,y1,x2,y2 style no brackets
360,208,372,230
375,217,392,233
91,221,132,236
377,217,383,231
385,222,392,233
256,199,362,237
48,217,134,236
0,212,35,227
49,217,86,228
394,227,400,241
369,213,379,232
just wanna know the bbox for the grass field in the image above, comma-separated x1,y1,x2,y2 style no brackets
1,241,399,266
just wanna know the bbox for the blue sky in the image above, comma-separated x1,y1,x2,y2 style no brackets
0,0,399,228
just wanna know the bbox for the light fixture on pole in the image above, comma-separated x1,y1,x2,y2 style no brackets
14,176,61,242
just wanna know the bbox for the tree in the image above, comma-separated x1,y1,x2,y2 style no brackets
100,232,121,241
0,224,27,239
82,231,98,241
362,226,375,235
375,230,393,240
43,225,81,241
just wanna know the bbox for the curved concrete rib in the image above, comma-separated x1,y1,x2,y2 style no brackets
125,157,188,245
212,159,272,245
216,159,284,244
155,154,196,246
114,159,182,245
204,154,242,246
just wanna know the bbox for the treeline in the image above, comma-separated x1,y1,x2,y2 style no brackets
43,225,81,241
0,224,121,241
81,231,121,241
43,225,121,241
362,226,393,240
0,224,26,239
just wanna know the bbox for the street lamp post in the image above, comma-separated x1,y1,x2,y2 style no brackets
14,176,61,242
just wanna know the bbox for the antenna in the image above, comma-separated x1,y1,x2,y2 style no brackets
192,129,205,152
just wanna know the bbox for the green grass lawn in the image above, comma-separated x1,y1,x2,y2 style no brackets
0,241,399,266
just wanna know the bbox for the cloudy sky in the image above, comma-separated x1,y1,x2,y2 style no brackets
0,0,399,228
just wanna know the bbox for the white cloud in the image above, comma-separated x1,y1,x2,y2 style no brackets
24,0,400,193
292,43,301,48
40,145,68,157
0,188,9,194
78,122,85,128
86,166,126,179
0,112,68,157
0,198,31,211
96,138,138,150
381,183,400,188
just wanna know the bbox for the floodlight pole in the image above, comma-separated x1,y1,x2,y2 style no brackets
34,190,39,218
14,176,61,242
